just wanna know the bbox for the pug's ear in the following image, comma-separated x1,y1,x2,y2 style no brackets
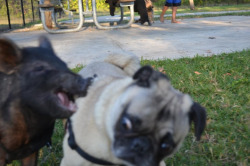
133,65,154,87
0,38,22,74
189,102,206,141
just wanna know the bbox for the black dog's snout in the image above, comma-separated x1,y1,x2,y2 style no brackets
131,137,151,153
84,77,94,87
77,76,92,87
76,76,93,97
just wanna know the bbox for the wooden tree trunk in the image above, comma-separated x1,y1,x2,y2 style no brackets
44,0,52,28
189,0,195,10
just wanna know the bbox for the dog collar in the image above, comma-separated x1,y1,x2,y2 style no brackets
67,119,125,166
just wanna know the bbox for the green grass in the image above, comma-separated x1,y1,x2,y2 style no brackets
153,4,250,15
123,4,250,22
153,11,250,22
38,120,65,166
23,49,249,166
71,64,84,73
185,4,250,12
178,11,250,18
86,4,250,18
141,50,250,166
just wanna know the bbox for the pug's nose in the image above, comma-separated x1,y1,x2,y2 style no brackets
131,137,151,153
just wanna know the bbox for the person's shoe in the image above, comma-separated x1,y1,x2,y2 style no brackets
160,16,164,23
171,20,181,23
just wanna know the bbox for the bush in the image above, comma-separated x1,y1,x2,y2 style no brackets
62,0,108,11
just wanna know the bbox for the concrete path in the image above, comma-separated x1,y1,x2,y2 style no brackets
1,14,250,68
83,10,250,22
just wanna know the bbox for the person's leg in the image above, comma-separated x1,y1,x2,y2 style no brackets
160,6,169,23
171,6,180,23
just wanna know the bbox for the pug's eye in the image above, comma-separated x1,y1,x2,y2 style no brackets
121,117,132,131
161,142,171,150
160,133,175,152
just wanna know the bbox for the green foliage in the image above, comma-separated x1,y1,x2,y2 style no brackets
0,0,40,27
0,0,35,19
71,64,84,73
0,0,6,16
62,0,108,11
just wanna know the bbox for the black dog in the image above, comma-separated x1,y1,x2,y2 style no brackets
0,36,91,166
134,0,154,25
105,0,154,25
105,0,120,16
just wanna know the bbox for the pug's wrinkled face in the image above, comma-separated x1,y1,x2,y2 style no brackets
111,66,206,166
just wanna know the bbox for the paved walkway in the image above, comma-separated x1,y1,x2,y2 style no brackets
73,10,250,23
1,11,250,68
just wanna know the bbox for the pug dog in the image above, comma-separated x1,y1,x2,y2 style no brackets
61,54,206,166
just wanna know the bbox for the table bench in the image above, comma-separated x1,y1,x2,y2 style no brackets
38,0,78,33
38,0,135,33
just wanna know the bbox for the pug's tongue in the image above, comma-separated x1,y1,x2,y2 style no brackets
57,92,77,111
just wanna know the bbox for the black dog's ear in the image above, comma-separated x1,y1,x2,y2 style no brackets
133,66,154,87
189,102,206,141
0,38,21,74
39,36,53,51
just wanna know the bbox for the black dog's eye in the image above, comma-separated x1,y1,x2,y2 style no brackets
121,117,132,131
33,66,45,72
30,66,48,76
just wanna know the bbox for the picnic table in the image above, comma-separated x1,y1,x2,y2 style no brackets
39,0,135,33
